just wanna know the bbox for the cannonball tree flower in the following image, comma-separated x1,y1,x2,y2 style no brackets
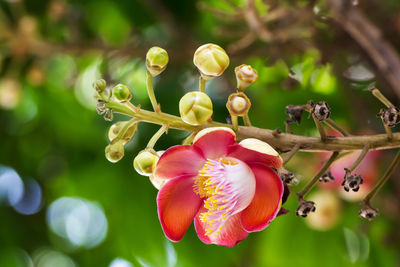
153,127,284,247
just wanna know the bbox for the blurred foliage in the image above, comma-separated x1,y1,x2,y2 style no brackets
1,0,400,266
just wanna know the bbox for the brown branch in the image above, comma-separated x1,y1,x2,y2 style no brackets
327,0,400,99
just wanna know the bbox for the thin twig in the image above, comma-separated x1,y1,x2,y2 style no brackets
325,118,351,136
147,124,169,149
346,144,369,172
364,150,400,203
283,143,301,165
312,114,327,141
370,88,395,108
297,151,339,198
243,114,252,126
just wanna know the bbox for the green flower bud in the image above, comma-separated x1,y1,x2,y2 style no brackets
149,151,167,190
179,91,213,125
133,149,159,176
93,79,106,93
235,64,258,91
226,92,251,116
146,47,169,77
112,84,132,102
108,121,138,143
105,140,125,163
193,43,230,81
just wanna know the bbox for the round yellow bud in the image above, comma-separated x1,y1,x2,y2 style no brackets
93,79,106,93
179,91,213,125
226,92,251,116
149,151,167,189
133,149,159,176
193,43,230,81
108,121,138,143
105,140,125,163
235,64,258,91
112,84,131,102
146,46,169,77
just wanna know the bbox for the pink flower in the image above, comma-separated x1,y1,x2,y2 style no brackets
154,127,284,247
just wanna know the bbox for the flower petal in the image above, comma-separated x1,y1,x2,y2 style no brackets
194,207,248,247
240,164,283,232
193,127,236,159
153,145,205,180
157,176,202,242
228,140,282,169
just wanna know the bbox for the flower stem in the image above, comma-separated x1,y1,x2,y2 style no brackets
231,115,239,131
297,151,339,198
147,124,169,149
199,76,206,93
243,114,252,126
346,144,370,172
182,132,196,145
370,87,394,108
146,71,161,112
363,150,400,204
382,120,393,140
312,114,327,141
112,118,140,143
283,143,301,165
324,118,351,136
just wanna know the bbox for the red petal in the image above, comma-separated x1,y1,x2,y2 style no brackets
240,164,283,232
194,207,248,247
153,145,205,180
228,144,283,169
157,176,202,242
193,127,236,159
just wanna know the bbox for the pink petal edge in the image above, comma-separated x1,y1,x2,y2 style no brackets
157,176,202,242
153,145,205,180
193,128,236,159
240,163,284,232
228,144,283,170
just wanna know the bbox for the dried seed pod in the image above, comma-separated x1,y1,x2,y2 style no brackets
134,149,159,176
378,107,400,127
96,100,107,115
146,47,169,77
279,169,298,185
285,105,305,124
296,198,316,218
235,64,258,91
112,84,132,102
226,92,251,116
319,171,335,183
179,91,213,125
342,171,363,192
193,43,229,81
104,109,114,121
312,101,330,121
105,140,125,163
359,205,379,221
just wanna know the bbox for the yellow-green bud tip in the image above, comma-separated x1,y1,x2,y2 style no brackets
146,46,169,77
93,79,106,93
112,84,132,102
235,64,258,91
193,43,229,81
108,121,138,143
179,91,213,125
134,149,159,176
105,140,125,163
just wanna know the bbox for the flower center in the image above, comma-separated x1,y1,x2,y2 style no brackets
193,157,256,237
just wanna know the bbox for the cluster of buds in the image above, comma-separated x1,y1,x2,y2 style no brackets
377,107,400,127
342,169,363,192
319,171,335,183
296,197,316,218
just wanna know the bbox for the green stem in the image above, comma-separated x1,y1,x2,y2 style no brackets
370,88,394,108
382,120,393,140
182,132,196,145
199,76,206,93
243,114,252,126
297,151,339,197
231,115,239,131
347,144,369,172
324,118,351,136
312,114,327,141
364,150,400,203
146,71,160,112
147,124,169,149
283,143,301,165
